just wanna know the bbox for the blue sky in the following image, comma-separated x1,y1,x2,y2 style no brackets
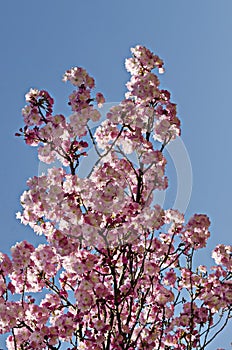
0,0,231,348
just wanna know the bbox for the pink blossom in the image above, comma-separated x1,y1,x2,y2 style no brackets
212,244,232,271
95,92,105,107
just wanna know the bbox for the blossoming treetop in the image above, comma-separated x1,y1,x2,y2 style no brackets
0,45,231,349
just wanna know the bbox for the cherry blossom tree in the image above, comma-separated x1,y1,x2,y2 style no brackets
0,45,231,349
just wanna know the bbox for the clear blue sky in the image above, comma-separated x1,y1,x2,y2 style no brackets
0,1,231,348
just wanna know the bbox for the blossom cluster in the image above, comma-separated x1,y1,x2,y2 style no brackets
17,68,105,173
1,45,230,349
